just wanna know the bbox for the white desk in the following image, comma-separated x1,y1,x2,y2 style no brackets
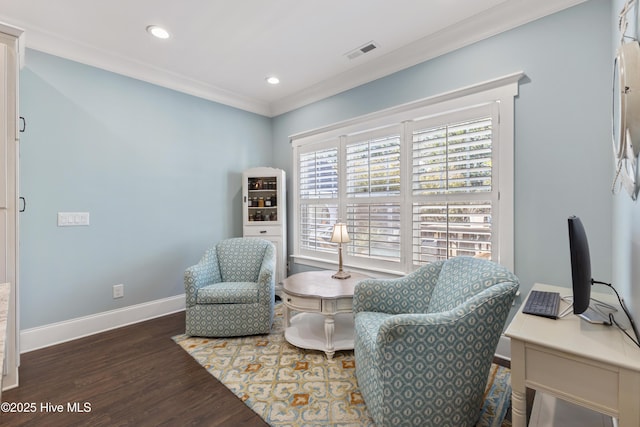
505,283,640,427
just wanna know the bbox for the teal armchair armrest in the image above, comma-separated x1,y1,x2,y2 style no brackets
184,248,222,307
256,242,276,300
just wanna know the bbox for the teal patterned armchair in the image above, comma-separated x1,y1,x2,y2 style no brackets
353,257,519,427
185,238,276,337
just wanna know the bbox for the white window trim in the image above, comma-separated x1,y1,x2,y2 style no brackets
291,72,524,275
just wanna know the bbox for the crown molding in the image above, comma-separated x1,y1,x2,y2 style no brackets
269,0,587,116
2,0,586,118
5,17,272,116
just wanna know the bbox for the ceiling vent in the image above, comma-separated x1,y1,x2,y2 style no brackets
345,41,379,60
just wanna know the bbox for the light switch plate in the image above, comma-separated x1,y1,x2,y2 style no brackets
58,212,90,226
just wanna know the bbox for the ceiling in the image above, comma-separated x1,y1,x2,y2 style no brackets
0,0,586,117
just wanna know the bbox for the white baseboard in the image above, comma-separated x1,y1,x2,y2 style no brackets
20,294,186,353
495,334,511,360
18,296,512,360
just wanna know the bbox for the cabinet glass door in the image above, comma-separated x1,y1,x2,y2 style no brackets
247,176,278,222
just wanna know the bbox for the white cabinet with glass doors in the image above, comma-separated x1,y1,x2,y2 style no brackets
242,167,287,295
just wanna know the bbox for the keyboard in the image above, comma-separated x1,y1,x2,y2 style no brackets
523,290,560,319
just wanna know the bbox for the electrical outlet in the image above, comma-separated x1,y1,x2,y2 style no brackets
113,284,124,299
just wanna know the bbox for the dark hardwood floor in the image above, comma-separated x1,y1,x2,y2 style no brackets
1,311,268,427
1,311,527,427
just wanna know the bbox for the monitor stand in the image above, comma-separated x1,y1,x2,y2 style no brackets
559,296,618,325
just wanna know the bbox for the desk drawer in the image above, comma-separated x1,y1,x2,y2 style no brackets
525,346,618,415
284,294,321,311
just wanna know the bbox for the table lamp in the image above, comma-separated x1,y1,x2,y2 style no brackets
330,223,351,279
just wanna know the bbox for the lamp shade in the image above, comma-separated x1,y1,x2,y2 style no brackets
330,223,350,244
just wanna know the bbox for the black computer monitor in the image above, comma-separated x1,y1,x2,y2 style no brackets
567,216,591,315
567,216,617,324
567,216,640,342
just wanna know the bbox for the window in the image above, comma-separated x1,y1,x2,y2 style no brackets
346,130,402,265
292,73,521,274
298,146,338,254
411,113,495,265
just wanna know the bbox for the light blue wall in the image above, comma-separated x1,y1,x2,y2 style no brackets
273,0,614,311
19,50,272,328
612,0,640,323
19,0,618,331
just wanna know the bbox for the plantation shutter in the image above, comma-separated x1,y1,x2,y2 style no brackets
299,148,339,199
345,131,402,263
411,116,494,264
298,146,339,253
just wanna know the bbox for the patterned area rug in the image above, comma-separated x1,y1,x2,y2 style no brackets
173,304,512,426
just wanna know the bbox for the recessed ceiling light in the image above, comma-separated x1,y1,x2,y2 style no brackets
146,25,170,40
266,76,280,85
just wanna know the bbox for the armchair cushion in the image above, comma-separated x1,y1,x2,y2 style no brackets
196,282,260,304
